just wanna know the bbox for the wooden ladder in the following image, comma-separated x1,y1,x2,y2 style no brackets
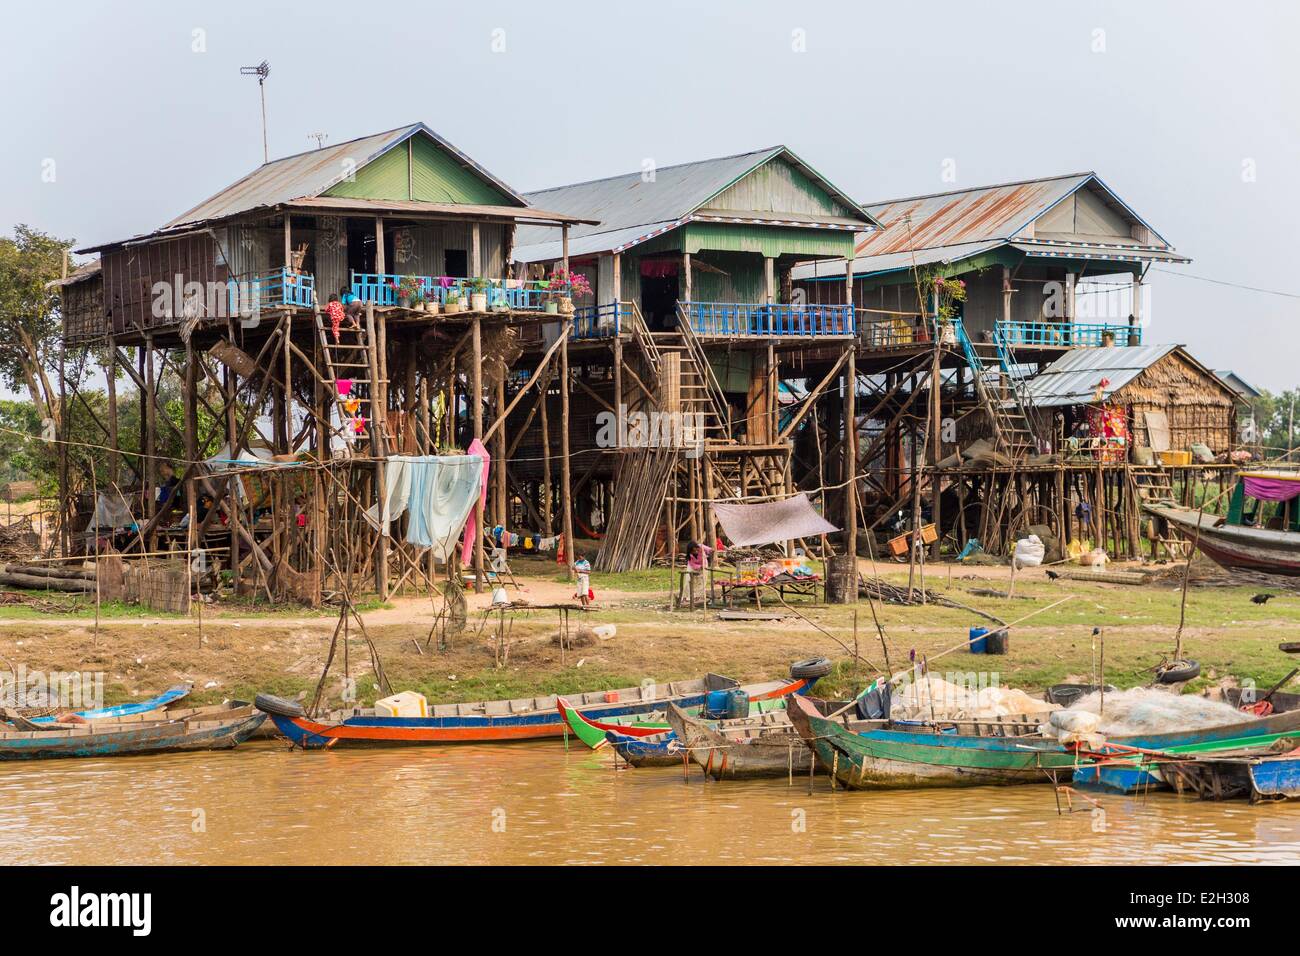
967,340,1038,460
315,310,382,453
1130,465,1189,558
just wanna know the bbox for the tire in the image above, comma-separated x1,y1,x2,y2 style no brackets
255,693,305,718
1046,684,1117,707
790,656,833,681
1156,659,1201,684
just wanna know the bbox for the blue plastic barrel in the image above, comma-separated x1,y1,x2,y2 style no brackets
704,688,748,720
968,626,989,654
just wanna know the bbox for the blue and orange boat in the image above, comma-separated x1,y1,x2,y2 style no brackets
256,669,817,749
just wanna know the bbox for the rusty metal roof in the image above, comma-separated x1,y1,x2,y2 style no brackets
804,172,1187,280
856,173,1094,257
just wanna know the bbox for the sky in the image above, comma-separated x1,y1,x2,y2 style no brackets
1,0,1296,390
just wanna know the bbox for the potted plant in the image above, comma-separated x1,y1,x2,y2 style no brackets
444,279,464,314
468,276,490,312
919,271,966,346
545,269,591,315
539,277,559,314
1100,329,1116,347
388,275,423,309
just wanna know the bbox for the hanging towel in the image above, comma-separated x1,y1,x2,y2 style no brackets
365,455,482,559
364,457,409,533
460,438,491,566
405,455,484,559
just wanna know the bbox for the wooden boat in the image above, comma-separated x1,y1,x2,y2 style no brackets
599,701,802,769
1161,743,1300,802
258,673,811,749
26,683,192,724
788,696,1075,789
666,703,813,780
1146,470,1300,576
0,702,266,760
1071,704,1300,792
605,728,685,767
557,693,792,751
556,698,670,750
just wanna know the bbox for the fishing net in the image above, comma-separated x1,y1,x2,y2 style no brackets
891,675,1057,721
1046,687,1248,741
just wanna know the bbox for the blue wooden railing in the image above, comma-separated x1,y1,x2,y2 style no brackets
995,320,1140,348
683,301,855,337
229,268,315,313
573,303,625,339
350,272,567,311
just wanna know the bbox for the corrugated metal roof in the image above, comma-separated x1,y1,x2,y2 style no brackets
857,173,1092,256
1214,370,1262,399
514,220,684,263
1023,344,1181,407
830,172,1185,277
165,123,527,228
792,239,1003,281
80,123,542,252
514,146,877,262
1010,239,1189,264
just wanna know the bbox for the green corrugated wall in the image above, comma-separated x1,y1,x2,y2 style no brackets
324,133,512,205
683,222,853,258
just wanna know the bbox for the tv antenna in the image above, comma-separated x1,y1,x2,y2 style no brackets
239,60,271,163
308,132,329,150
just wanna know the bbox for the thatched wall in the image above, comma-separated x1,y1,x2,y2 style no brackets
1118,350,1237,453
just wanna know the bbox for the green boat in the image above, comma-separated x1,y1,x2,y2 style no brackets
787,696,1080,789
556,698,670,750
558,695,791,751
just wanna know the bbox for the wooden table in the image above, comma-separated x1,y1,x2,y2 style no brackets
718,574,821,608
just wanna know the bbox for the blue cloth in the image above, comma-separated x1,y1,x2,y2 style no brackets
401,456,484,559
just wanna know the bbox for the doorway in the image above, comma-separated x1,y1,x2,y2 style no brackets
641,273,680,331
345,221,377,279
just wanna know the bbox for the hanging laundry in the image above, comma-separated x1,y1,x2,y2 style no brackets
404,455,484,558
336,379,354,397
460,438,491,566
342,396,361,415
364,454,484,560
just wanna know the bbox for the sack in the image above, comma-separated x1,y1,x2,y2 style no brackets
1013,534,1045,568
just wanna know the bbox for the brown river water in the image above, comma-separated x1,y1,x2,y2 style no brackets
4,741,1300,865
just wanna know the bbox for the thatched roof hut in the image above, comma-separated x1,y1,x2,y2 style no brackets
1025,344,1239,454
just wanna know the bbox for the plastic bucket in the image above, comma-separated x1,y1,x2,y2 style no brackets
968,626,989,654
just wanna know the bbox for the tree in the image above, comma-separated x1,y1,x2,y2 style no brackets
1246,388,1299,459
0,224,76,426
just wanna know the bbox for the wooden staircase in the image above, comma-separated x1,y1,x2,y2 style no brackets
964,339,1039,460
622,301,732,443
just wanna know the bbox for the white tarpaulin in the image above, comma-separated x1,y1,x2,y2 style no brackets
203,443,274,501
710,493,839,548
88,490,135,531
